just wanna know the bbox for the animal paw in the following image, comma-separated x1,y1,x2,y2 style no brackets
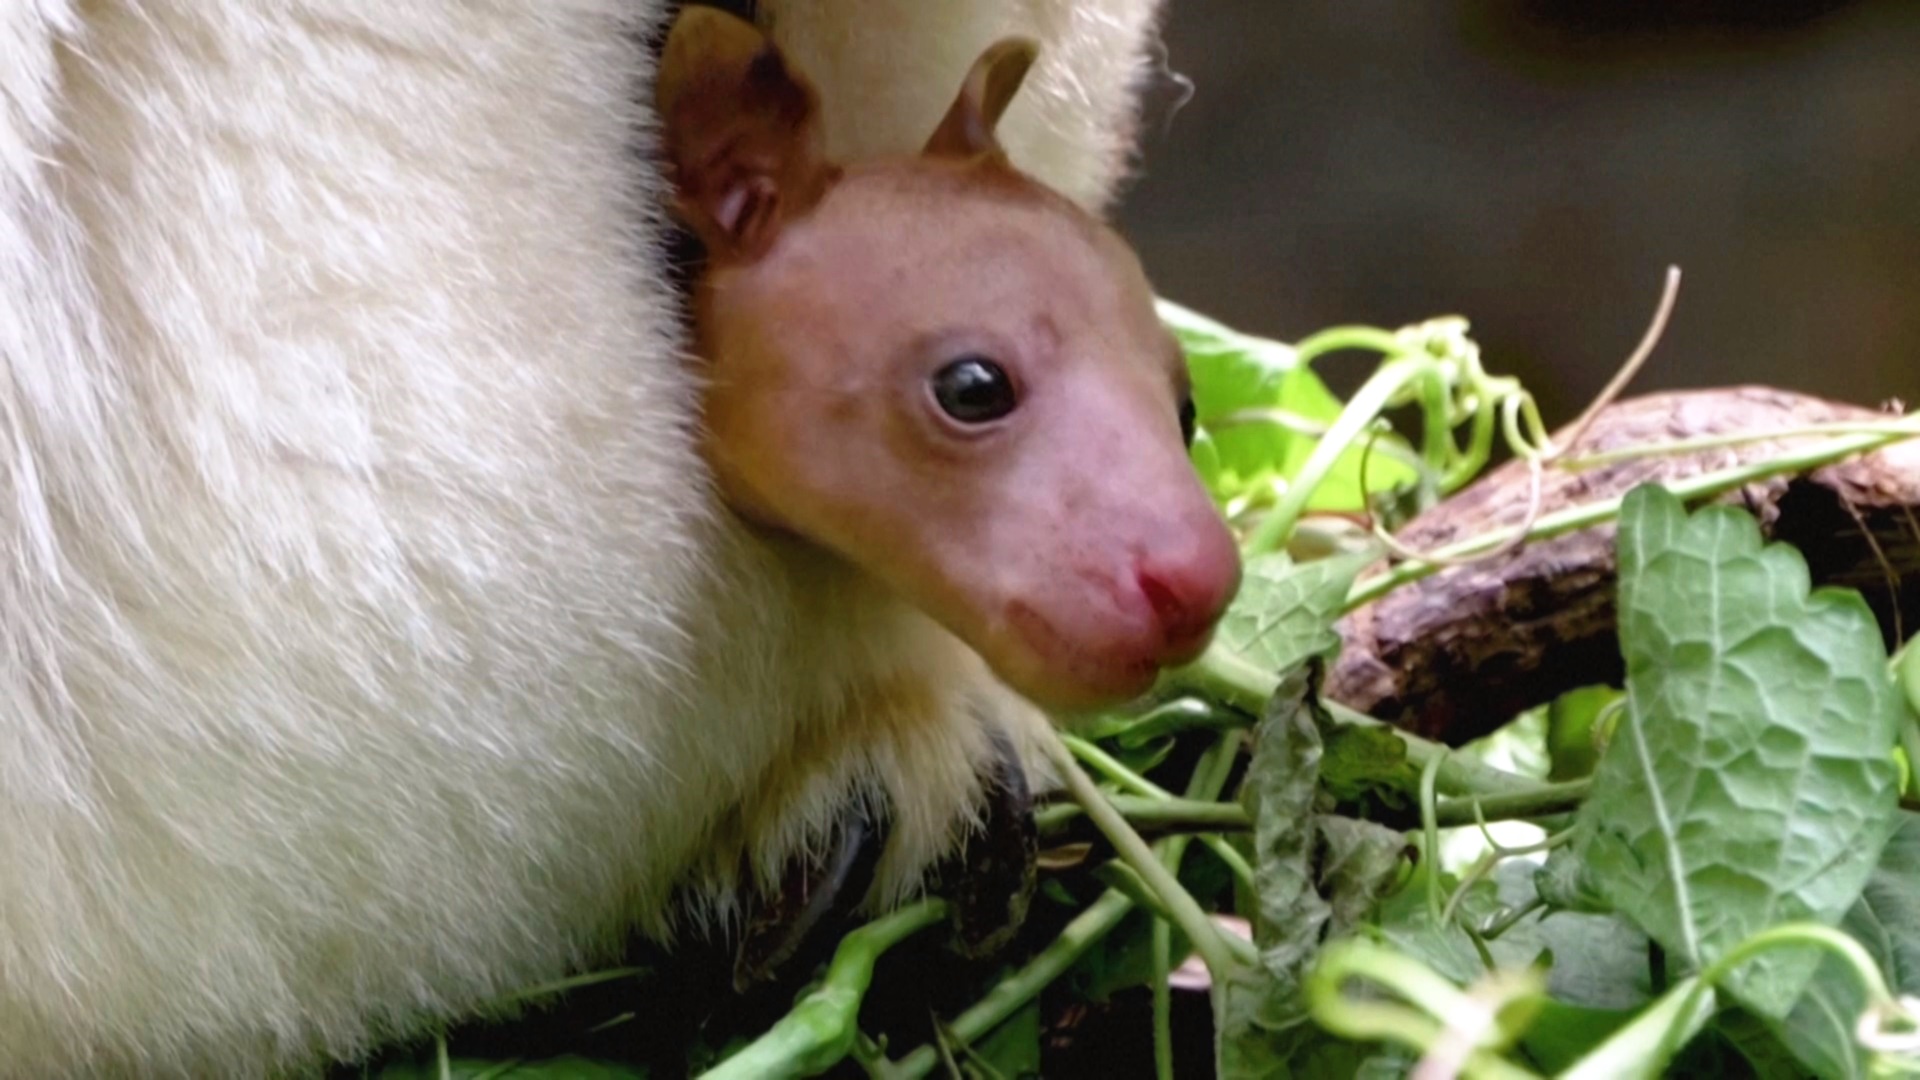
729,722,1040,988
732,806,888,991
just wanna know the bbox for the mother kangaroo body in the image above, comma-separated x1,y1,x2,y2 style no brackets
0,2,1195,1075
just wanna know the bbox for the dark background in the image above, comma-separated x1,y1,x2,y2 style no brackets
1114,0,1919,425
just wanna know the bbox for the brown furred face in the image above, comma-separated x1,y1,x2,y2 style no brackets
661,10,1242,710
697,165,1239,708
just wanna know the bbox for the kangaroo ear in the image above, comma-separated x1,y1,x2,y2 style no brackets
657,8,837,262
923,36,1040,160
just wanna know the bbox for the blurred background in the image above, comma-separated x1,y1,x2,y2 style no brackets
1114,0,1920,425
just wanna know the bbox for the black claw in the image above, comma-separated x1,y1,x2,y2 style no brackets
733,807,888,992
943,723,1039,959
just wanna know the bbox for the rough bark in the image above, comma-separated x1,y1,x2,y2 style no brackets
1326,386,1920,745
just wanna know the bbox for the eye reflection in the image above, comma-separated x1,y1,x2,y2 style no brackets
932,355,1018,424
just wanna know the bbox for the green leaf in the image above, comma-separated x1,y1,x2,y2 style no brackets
972,997,1044,1079
1899,642,1920,801
1517,1000,1638,1074
1068,843,1231,1004
1160,299,1416,512
1069,907,1179,1005
1218,664,1335,1075
1899,639,1920,719
1214,551,1369,680
1558,975,1717,1080
1315,816,1410,932
1533,847,1612,916
1319,725,1419,809
1546,685,1622,782
1531,912,1659,1012
1666,1024,1792,1078
1492,859,1655,1011
1239,664,1335,979
1572,485,1903,1020
1761,811,1920,1078
1218,661,1411,1076
1366,862,1501,987
1713,1007,1828,1079
1067,698,1236,746
1841,812,1920,995
1217,964,1408,1080
1101,734,1178,782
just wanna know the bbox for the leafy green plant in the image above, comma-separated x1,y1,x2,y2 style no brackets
359,291,1920,1080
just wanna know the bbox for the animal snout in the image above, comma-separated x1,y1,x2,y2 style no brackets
1132,517,1241,661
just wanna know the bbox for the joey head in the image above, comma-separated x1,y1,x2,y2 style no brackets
659,9,1242,715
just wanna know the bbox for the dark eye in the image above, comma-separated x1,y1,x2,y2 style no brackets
931,355,1018,424
1178,395,1197,447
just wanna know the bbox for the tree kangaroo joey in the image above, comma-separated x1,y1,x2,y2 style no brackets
657,5,1241,983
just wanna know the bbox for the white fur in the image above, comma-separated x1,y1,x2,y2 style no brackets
762,0,1162,210
0,0,1162,1075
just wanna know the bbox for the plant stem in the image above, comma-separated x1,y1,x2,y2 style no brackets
1292,325,1406,363
1080,698,1245,745
1168,645,1549,801
1041,732,1241,981
1201,835,1259,892
1065,733,1177,797
1305,938,1543,1080
1433,780,1590,827
1479,898,1547,942
699,900,948,1080
1152,918,1175,1080
1897,641,1920,799
1248,358,1427,554
1559,974,1714,1080
1166,645,1279,716
1322,702,1541,799
1646,921,1909,1069
883,891,1135,1079
1346,423,1920,609
884,735,1247,1078
1036,795,1250,836
1442,395,1500,491
1563,417,1920,469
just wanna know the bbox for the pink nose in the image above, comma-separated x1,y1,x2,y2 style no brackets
1134,518,1242,659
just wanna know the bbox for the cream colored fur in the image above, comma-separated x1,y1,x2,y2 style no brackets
0,1,1162,1075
